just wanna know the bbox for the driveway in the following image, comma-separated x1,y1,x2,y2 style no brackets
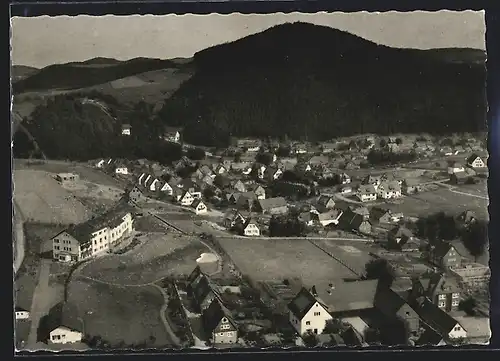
26,259,52,348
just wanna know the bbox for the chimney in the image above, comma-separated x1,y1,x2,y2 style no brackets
311,285,318,297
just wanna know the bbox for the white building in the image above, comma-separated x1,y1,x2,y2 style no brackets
47,302,84,345
95,159,106,168
357,185,377,202
15,307,30,320
115,167,128,175
178,190,195,206
377,181,402,200
52,203,134,262
121,124,131,136
288,287,333,336
191,199,208,215
448,162,465,175
242,219,260,236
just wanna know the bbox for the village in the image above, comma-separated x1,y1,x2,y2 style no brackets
14,126,490,349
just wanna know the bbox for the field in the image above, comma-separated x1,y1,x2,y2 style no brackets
80,234,210,284
14,169,93,224
66,278,172,347
24,223,68,254
381,186,488,220
216,237,357,285
14,159,123,188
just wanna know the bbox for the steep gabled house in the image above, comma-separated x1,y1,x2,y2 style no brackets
429,241,466,269
246,184,266,200
264,166,283,181
456,210,477,226
352,206,370,220
235,218,260,237
163,126,182,143
288,287,333,336
410,273,461,312
412,297,467,341
231,179,247,193
467,154,486,168
148,178,161,192
190,273,222,312
128,186,146,204
159,181,174,195
315,195,336,212
338,172,351,184
223,209,247,229
137,172,147,185
178,190,195,206
191,199,208,215
202,299,238,345
213,163,228,175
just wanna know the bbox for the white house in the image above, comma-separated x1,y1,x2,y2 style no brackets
318,210,342,227
95,159,106,168
242,219,260,236
288,287,333,336
339,173,351,185
179,191,195,206
49,326,83,344
160,181,173,195
15,307,30,320
149,178,160,191
357,185,377,202
467,154,486,168
115,167,128,175
121,124,131,136
448,162,465,175
257,165,267,179
138,173,147,185
377,181,402,200
191,199,208,215
47,303,84,344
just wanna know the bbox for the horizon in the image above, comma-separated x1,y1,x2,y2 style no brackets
11,11,485,68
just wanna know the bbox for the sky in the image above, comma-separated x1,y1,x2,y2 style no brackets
11,11,486,68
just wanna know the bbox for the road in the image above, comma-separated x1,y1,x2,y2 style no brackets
13,201,25,275
26,259,52,348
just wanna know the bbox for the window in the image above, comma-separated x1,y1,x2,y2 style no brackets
452,293,460,299
438,301,446,308
54,239,60,243
452,300,459,307
221,324,231,330
52,335,61,340
314,312,321,316
305,321,311,325
454,326,461,331
438,294,446,300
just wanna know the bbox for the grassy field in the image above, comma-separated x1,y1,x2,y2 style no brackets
80,236,209,284
14,169,92,224
67,278,172,347
216,237,357,285
381,186,488,220
134,216,174,233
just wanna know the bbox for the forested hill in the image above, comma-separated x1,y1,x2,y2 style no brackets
157,22,487,147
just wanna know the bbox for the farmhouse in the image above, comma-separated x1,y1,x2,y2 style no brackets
51,202,134,262
410,273,461,312
412,297,467,341
191,199,208,215
288,287,333,336
202,299,239,345
362,175,382,189
55,173,79,183
231,180,247,193
429,241,465,269
356,185,377,202
163,126,182,143
338,173,351,184
369,207,392,224
246,184,266,200
256,197,288,215
177,190,195,206
121,123,131,136
45,302,84,345
315,195,336,212
387,226,416,251
188,270,222,312
467,154,486,168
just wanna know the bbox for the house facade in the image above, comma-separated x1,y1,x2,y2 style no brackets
448,162,465,175
429,242,463,269
467,154,486,168
15,307,30,320
49,326,83,344
192,199,208,215
411,274,460,312
203,299,238,345
357,185,377,202
121,124,131,135
242,219,260,236
179,191,195,206
52,205,134,262
128,186,145,203
115,167,128,175
377,181,402,200
288,288,333,336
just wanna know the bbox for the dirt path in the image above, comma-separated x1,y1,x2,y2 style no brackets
26,259,51,348
13,201,25,275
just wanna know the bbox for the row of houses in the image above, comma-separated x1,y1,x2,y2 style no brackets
287,273,468,345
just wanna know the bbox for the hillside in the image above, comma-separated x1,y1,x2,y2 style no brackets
11,65,39,82
157,22,487,146
12,57,193,94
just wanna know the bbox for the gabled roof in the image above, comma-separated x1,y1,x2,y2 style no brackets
318,209,340,221
358,184,377,195
45,302,83,335
258,197,288,210
415,327,445,346
467,153,483,164
202,299,236,334
288,287,323,320
191,199,206,209
317,195,335,207
389,226,414,239
63,202,134,244
426,273,460,295
369,206,391,221
374,286,409,315
414,298,462,336
339,209,369,231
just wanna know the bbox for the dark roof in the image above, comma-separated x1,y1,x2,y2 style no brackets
426,273,460,296
414,298,460,336
467,153,482,164
45,302,83,335
339,210,369,231
369,207,391,221
258,197,288,210
191,199,206,209
64,202,134,244
202,299,236,333
341,326,364,346
415,327,445,346
315,280,379,313
374,286,407,315
317,195,335,207
288,287,320,319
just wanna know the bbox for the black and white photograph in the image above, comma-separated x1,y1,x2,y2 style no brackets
11,11,490,351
